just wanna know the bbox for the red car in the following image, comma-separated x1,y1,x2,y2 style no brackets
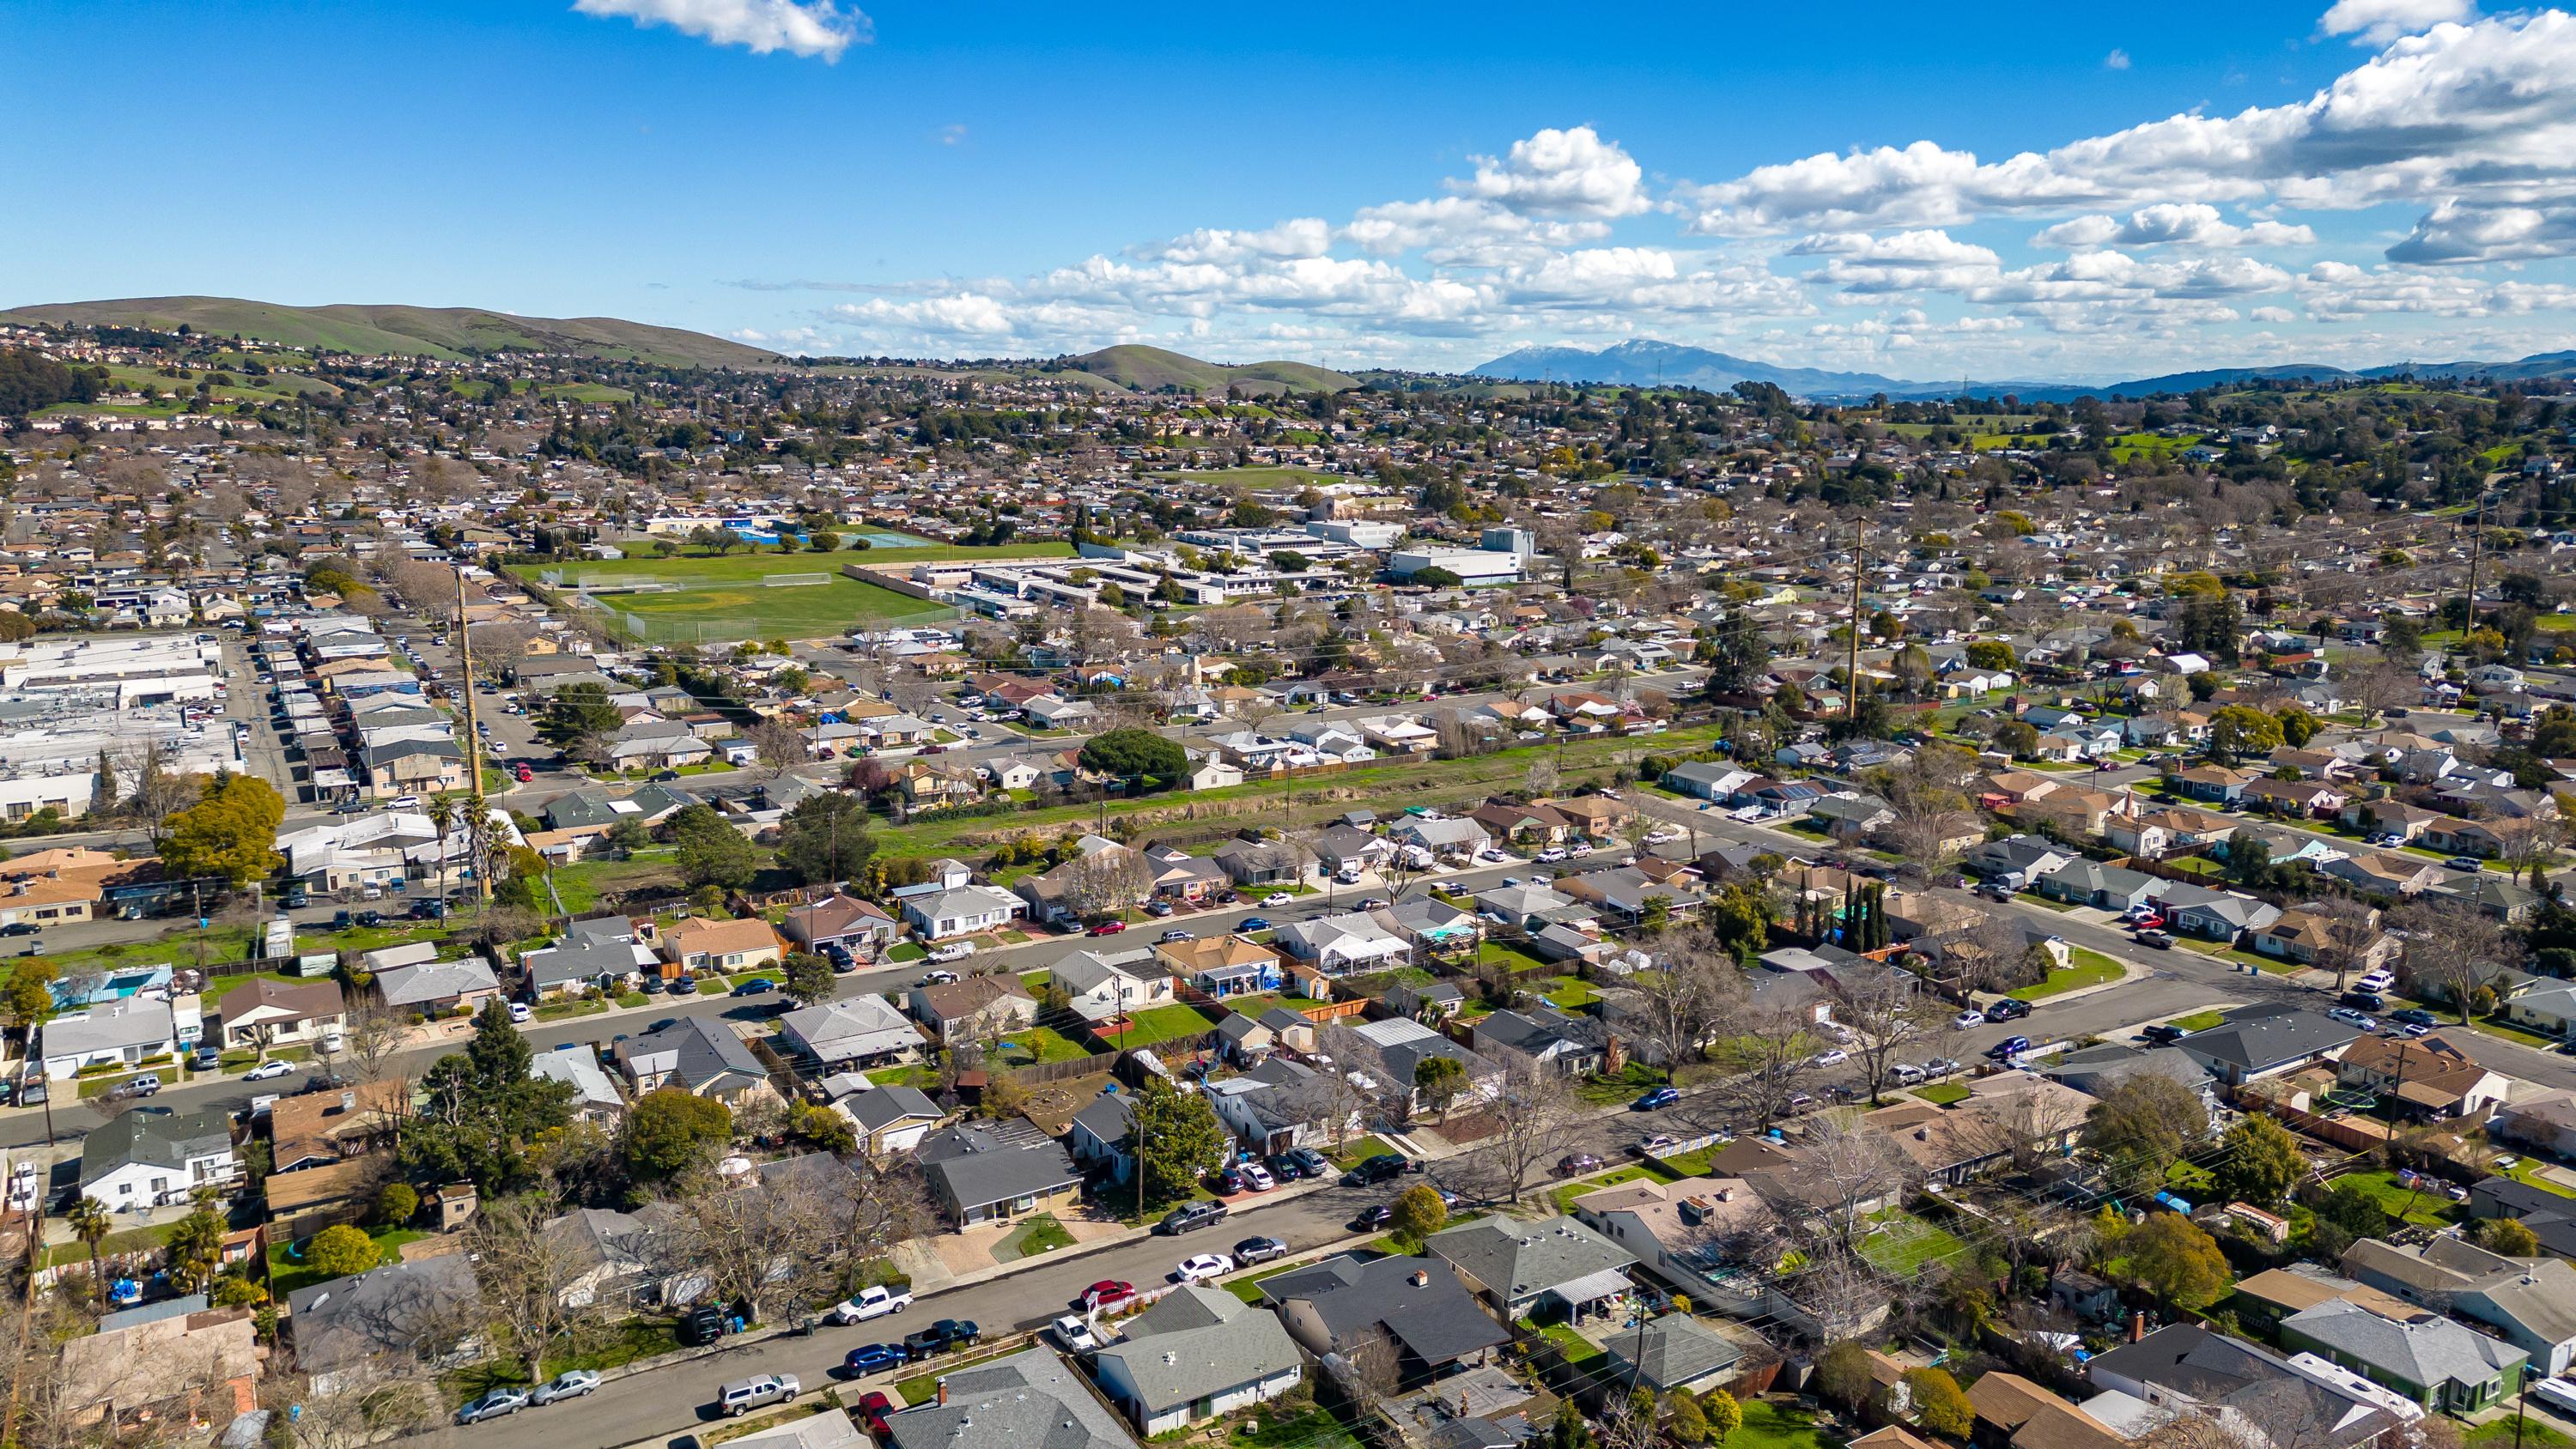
513,763,534,783
856,1391,898,1438
1081,1280,1135,1311
1086,921,1127,937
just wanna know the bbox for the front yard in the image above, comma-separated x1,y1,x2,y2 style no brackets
2018,949,2125,998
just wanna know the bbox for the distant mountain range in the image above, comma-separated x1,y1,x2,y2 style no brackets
1470,339,2576,401
0,296,778,369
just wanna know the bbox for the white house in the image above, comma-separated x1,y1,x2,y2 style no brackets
900,883,1025,941
40,998,180,1080
1273,912,1411,973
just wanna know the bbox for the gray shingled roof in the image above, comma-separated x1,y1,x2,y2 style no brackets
884,1349,1131,1449
1093,1286,1300,1415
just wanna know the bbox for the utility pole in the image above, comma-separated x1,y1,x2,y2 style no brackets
2460,492,2488,644
453,567,491,905
1846,518,1865,723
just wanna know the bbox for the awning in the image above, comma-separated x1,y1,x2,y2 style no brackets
1545,1268,1636,1306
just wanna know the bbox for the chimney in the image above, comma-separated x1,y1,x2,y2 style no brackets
2130,1311,2147,1343
1410,1270,1431,1288
937,1379,947,1407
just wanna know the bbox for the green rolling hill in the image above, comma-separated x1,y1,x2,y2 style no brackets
1060,344,1357,393
0,296,780,369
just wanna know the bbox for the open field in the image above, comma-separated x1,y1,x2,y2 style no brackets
1157,466,1340,490
514,551,960,641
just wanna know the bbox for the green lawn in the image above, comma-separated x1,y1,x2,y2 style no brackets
2467,1418,2573,1449
997,1025,1095,1066
991,1213,1076,1261
1730,1401,1841,1449
2336,1169,2463,1228
1536,975,1601,1009
550,855,677,915
1475,941,1551,974
1109,1003,1218,1047
518,552,956,641
866,1062,938,1088
2019,949,2125,999
1224,1400,1363,1449
1526,1319,1606,1367
1861,1210,1968,1276
1578,1061,1671,1106
442,1318,683,1399
2169,1010,2227,1033
39,1222,174,1269
1552,1164,1655,1216
269,1228,428,1296
1912,1082,1971,1106
1224,1258,1314,1305
1331,1135,1399,1169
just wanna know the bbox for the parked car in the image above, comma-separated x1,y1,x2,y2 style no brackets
2389,1008,2439,1028
677,1305,728,1346
719,1375,800,1417
825,1286,912,1324
1631,1086,1681,1112
1264,1152,1308,1182
1986,998,2032,1022
1157,929,1195,943
731,978,777,997
2140,1024,2187,1044
1921,1057,1962,1076
1262,892,1295,906
1286,1147,1330,1177
2340,991,2385,1013
1888,1063,1926,1086
843,1343,907,1378
1212,1167,1247,1195
456,1389,531,1424
1086,921,1127,937
531,1371,600,1405
1343,1153,1412,1186
1235,1235,1290,1265
901,1320,979,1359
854,1390,902,1437
1953,1009,1986,1029
1080,1280,1135,1311
1557,1152,1606,1176
507,1002,532,1024
1155,1201,1228,1234
110,1075,161,1100
1238,1161,1276,1191
1813,1048,1849,1067
244,1058,293,1082
1174,1253,1235,1283
1051,1315,1099,1351
1236,917,1273,932
916,970,960,987
2444,856,2486,872
2330,1007,2378,1030
2136,930,2177,949
1984,1035,2031,1060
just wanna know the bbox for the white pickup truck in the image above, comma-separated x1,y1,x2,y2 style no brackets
824,1285,913,1325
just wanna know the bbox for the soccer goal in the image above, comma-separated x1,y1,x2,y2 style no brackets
762,573,832,588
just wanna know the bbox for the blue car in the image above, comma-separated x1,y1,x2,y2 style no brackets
844,1343,907,1376
731,979,776,997
1236,917,1273,932
1631,1087,1681,1112
1984,1035,2031,1060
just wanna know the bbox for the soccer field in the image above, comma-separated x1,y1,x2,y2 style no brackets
518,554,954,642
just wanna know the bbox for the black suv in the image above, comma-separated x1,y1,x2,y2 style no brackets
2139,1024,2186,1044
2341,990,2386,1013
902,1319,980,1359
1156,1201,1228,1235
677,1305,728,1346
1343,1153,1411,1187
1984,998,2032,1022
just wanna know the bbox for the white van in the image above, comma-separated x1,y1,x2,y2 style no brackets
2531,1378,2576,1418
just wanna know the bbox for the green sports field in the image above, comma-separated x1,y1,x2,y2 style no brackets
514,553,951,642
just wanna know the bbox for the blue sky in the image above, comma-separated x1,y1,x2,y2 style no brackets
7,0,2573,379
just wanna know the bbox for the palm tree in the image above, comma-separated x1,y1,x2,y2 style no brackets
425,795,456,901
65,1195,112,1297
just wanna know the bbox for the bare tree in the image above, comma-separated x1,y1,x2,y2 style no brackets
747,717,807,777
1054,846,1153,922
2396,899,2511,1024
120,741,204,846
1788,1107,1914,1250
279,1360,442,1449
1712,1003,1819,1129
1829,966,1933,1106
2300,894,2384,991
471,1189,602,1385
653,1157,852,1326
1619,931,1741,1074
335,1000,406,1084
1485,1046,1582,1205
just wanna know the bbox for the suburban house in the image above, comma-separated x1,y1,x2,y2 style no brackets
1161,935,1286,1002
1258,1252,1514,1387
1212,838,1302,887
1601,1313,1747,1397
884,1349,1133,1449
614,1016,775,1106
659,917,783,976
78,1106,239,1210
2340,1236,2576,1377
374,956,503,1017
2153,883,2283,942
906,975,1038,1042
1089,1284,1303,1435
2037,858,2159,912
1275,912,1411,974
775,996,920,1071
778,894,901,954
2332,1033,2508,1123
2175,1003,2363,1086
915,1119,1082,1227
831,1084,945,1157
2084,1324,2413,1449
900,882,1026,941
1055,945,1180,1022
1425,1214,1639,1324
1571,1174,1776,1318
520,916,662,998
2254,906,2400,972
2278,1297,2526,1413
211,979,346,1052
286,1255,483,1385
39,997,180,1079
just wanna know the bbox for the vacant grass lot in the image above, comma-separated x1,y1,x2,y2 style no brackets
1861,1210,1967,1276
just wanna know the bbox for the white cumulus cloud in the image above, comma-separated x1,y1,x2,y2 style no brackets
2320,0,2476,44
1452,126,1651,218
572,0,867,60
